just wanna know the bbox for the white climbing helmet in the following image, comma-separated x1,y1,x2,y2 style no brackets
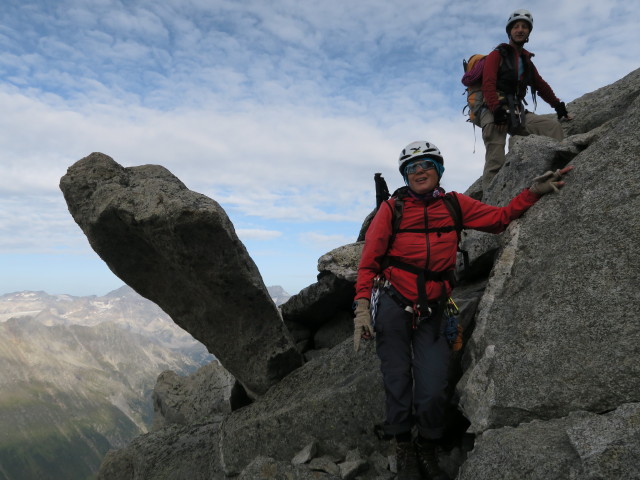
506,9,533,33
398,141,444,174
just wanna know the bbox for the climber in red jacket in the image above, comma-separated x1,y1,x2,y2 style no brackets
479,9,572,193
352,140,571,479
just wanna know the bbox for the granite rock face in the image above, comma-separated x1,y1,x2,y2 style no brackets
562,67,640,136
457,77,640,433
60,154,303,398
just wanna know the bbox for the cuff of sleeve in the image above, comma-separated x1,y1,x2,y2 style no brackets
524,187,542,200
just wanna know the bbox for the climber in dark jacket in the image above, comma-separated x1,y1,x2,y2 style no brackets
353,140,572,479
479,9,572,192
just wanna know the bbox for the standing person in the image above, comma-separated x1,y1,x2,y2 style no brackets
353,140,571,479
478,9,571,192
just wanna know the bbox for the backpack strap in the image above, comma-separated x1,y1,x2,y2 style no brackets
442,193,469,277
442,193,463,239
383,186,410,253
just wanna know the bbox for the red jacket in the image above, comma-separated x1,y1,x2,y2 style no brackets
355,188,540,304
482,43,560,113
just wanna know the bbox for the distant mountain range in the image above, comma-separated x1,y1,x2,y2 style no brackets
0,285,290,480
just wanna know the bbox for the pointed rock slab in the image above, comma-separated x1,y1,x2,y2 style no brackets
60,152,302,397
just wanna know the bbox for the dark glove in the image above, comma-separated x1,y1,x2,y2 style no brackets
353,299,373,352
529,166,573,195
493,107,508,125
555,102,569,119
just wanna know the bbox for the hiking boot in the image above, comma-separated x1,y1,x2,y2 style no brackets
395,441,421,480
415,439,449,480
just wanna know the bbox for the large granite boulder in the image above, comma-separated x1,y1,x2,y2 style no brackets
59,154,303,397
460,124,581,280
457,89,640,433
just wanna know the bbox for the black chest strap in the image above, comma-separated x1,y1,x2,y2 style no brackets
385,257,455,311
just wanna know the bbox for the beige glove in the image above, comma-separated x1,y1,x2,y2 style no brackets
529,166,573,195
353,299,373,352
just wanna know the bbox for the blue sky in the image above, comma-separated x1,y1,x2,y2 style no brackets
0,0,638,297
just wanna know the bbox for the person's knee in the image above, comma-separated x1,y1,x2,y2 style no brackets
525,115,564,140
549,123,564,140
482,124,506,145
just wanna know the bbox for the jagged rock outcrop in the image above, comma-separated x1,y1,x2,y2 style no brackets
67,68,639,479
458,70,640,429
219,340,386,476
458,403,640,480
453,70,640,478
152,361,235,430
561,67,640,136
280,243,362,356
59,156,303,398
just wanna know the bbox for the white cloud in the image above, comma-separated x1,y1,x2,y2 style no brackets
236,228,282,241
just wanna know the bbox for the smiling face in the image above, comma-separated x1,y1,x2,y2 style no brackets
405,160,439,194
509,20,531,45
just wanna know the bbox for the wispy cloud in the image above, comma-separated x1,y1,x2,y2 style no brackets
0,0,637,295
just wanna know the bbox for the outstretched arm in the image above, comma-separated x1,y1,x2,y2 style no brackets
458,166,573,233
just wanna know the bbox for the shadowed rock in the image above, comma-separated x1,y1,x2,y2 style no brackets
97,422,222,480
60,153,302,397
458,403,640,480
280,243,362,356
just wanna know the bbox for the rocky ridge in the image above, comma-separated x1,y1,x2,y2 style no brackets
59,68,640,479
